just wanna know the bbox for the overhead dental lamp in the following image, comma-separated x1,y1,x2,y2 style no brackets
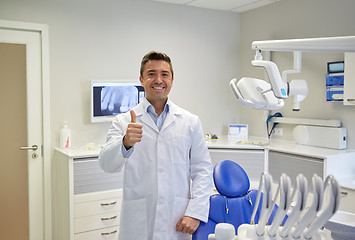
230,35,355,111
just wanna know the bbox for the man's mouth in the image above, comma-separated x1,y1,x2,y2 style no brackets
152,86,164,90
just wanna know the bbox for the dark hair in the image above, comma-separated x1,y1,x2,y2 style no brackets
140,51,174,78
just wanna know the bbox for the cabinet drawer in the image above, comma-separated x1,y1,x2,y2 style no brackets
75,189,122,203
74,226,119,240
338,187,355,214
75,196,122,218
268,151,323,184
74,212,120,233
73,157,123,194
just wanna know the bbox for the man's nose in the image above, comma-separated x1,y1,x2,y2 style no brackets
154,74,164,83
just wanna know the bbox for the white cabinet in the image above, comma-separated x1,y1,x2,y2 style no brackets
74,226,119,240
344,52,355,105
74,190,121,239
55,148,123,240
339,187,355,213
265,141,355,213
267,151,324,183
55,143,264,239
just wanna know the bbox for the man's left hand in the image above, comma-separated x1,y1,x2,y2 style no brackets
176,216,200,235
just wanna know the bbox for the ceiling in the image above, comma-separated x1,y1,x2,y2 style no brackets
152,0,281,13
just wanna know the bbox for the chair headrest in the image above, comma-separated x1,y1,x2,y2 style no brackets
213,160,250,198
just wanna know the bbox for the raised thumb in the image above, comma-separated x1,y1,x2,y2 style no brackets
130,110,136,123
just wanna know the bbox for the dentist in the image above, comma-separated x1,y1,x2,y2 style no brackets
99,51,213,240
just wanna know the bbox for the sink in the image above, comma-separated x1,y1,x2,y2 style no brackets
324,211,355,240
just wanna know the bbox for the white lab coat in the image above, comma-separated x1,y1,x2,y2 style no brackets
99,100,213,240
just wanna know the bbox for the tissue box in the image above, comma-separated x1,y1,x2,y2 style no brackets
326,73,344,102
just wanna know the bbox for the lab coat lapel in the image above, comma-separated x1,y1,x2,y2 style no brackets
135,104,159,133
161,102,183,132
141,112,159,133
161,110,176,132
134,100,182,133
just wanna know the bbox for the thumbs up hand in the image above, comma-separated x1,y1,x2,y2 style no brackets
123,110,143,149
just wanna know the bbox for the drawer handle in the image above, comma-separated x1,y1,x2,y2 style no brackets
101,229,117,236
347,99,355,102
101,215,117,221
340,191,348,196
101,201,117,206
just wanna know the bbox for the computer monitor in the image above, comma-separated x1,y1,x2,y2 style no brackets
91,79,145,123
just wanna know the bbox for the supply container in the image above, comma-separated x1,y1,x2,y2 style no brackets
60,121,71,148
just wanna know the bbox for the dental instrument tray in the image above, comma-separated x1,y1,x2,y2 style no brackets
237,172,340,240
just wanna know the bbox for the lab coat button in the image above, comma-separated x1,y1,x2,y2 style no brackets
159,199,164,204
159,168,164,173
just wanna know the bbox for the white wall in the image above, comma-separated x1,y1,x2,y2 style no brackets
2,0,354,152
0,0,240,148
240,0,355,149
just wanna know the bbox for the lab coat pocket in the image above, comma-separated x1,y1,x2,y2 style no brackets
172,133,190,164
119,198,147,240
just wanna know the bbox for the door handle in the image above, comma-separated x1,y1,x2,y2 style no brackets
20,145,38,151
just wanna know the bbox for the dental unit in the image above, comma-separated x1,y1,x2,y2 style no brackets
267,174,292,237
237,173,340,240
250,172,274,236
278,174,308,238
291,174,324,239
230,36,355,111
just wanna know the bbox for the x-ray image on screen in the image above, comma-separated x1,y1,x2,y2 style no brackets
91,80,145,122
101,86,139,115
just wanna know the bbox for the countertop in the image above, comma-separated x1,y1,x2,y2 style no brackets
55,136,355,158
55,145,102,158
266,139,355,159
339,177,355,191
55,136,269,157
56,136,355,191
206,136,268,150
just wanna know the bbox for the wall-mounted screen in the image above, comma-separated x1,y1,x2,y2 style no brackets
91,79,145,123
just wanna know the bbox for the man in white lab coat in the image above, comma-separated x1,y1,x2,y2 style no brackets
99,51,213,240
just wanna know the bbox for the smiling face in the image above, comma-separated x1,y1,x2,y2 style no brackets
140,60,173,105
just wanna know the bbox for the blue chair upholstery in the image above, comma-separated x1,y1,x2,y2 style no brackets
192,160,281,240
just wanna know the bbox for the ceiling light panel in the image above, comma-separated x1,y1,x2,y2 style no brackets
152,0,281,13
154,0,194,4
189,0,259,11
231,0,280,13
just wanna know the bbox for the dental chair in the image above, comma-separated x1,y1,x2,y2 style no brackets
193,160,281,240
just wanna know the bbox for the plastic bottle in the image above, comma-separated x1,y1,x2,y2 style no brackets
60,121,71,148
